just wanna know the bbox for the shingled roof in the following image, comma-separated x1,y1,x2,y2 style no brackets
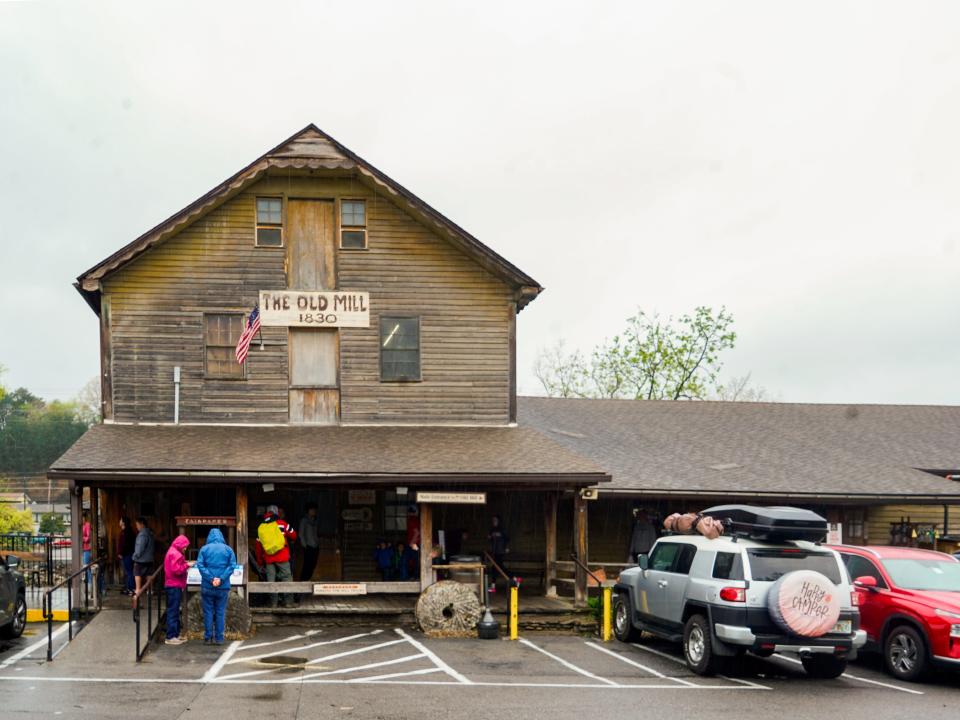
75,125,542,313
519,397,960,500
49,423,608,487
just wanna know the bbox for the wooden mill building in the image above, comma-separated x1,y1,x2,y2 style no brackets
52,125,609,605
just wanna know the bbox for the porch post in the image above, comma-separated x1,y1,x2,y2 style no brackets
574,491,588,607
419,502,433,592
69,480,83,608
236,485,248,602
544,491,558,597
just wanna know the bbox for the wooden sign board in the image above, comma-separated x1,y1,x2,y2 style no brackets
175,516,237,527
259,290,370,327
314,583,367,596
415,492,487,505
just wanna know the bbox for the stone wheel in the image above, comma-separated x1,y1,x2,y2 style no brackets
416,581,482,637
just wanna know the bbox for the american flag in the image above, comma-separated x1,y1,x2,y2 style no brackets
235,306,261,365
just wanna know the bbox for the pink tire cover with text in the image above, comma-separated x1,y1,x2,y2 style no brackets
766,570,841,637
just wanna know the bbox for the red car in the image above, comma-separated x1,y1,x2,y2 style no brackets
830,544,960,681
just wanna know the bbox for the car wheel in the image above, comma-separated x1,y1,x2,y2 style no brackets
683,614,721,676
801,654,847,679
613,594,641,643
884,625,927,682
0,594,26,640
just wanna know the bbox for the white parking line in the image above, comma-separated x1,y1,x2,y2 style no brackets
519,638,619,687
295,653,425,682
241,630,321,650
395,628,473,685
0,674,771,689
216,638,406,682
202,641,243,683
0,624,72,669
771,653,924,695
585,642,698,687
352,667,443,683
629,642,771,689
228,631,380,664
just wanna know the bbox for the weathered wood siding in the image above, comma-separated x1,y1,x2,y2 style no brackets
103,174,514,424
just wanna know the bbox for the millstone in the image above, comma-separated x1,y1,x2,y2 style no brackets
416,580,482,637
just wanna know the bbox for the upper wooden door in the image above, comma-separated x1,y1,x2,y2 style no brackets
288,198,336,290
287,199,339,424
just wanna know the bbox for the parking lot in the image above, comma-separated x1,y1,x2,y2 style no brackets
0,624,958,718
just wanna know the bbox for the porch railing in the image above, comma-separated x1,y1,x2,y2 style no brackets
42,556,103,661
133,565,165,662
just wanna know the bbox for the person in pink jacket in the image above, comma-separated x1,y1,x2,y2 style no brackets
163,535,190,645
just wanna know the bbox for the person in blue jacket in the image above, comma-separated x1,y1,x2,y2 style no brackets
195,528,237,645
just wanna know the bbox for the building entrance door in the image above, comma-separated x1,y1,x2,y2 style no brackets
286,199,339,424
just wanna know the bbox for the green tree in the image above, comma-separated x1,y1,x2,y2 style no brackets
0,393,91,474
39,512,66,534
0,504,33,534
535,306,738,400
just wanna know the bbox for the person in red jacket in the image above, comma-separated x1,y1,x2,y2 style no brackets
256,505,297,608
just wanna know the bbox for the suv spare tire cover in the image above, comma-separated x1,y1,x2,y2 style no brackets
766,570,841,637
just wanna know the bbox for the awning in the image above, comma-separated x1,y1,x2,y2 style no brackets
49,423,609,487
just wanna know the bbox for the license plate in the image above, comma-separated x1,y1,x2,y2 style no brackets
832,620,852,635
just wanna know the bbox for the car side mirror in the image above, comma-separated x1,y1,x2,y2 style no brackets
5,555,20,570
636,553,649,570
853,575,878,591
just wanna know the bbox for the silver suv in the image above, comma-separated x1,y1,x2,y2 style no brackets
614,534,867,678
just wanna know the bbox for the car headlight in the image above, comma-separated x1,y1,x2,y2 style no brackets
935,608,960,620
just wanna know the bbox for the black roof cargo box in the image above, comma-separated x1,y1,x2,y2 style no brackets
701,505,827,543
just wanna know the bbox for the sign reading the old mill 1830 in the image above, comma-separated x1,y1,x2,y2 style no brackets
259,290,370,327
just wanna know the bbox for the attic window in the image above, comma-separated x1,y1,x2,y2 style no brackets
256,197,283,247
340,199,367,249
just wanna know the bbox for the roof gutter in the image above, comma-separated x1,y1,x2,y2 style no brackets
598,488,960,502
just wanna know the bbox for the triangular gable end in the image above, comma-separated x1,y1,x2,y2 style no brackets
75,124,542,313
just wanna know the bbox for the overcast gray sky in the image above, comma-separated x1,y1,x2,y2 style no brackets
2,0,959,405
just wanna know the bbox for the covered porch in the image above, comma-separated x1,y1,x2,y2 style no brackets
49,423,610,610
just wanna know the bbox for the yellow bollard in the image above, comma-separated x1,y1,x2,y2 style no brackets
510,585,519,640
602,586,612,642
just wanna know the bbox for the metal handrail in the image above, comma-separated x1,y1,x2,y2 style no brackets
133,564,165,662
569,553,604,587
42,556,103,661
482,551,516,585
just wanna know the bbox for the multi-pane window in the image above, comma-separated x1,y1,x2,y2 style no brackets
204,314,244,378
340,199,367,249
380,317,420,382
383,491,412,532
256,197,283,247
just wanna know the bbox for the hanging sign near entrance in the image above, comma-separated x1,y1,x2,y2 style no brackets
415,492,487,504
341,507,373,522
175,516,237,527
314,582,367,596
259,290,370,327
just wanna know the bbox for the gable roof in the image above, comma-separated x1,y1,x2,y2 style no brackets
518,396,960,500
75,124,542,313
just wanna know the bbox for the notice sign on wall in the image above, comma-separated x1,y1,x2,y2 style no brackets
415,492,487,504
314,583,367,596
259,290,370,327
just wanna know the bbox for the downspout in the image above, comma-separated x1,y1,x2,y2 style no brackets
173,366,181,424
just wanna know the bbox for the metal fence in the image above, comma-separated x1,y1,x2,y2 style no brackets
0,533,72,588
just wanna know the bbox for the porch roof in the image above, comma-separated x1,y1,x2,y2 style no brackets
48,423,609,486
